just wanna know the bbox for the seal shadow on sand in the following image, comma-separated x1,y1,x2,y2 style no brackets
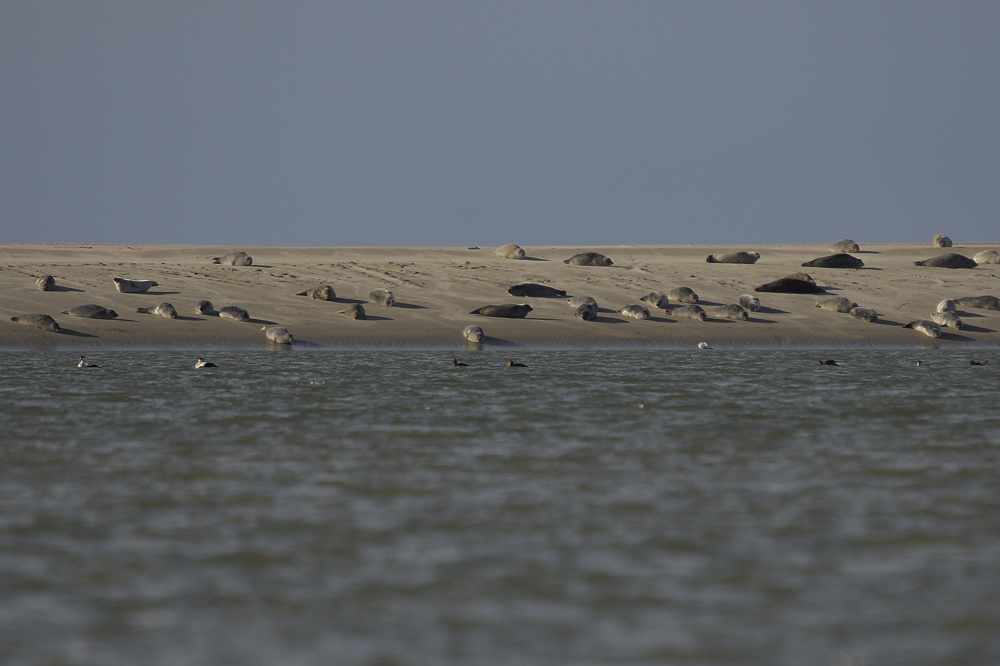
58,328,98,338
247,317,280,326
392,302,427,310
757,306,789,315
939,331,978,342
142,290,182,296
595,316,631,324
873,318,905,327
646,316,675,324
961,323,995,333
359,314,393,321
47,285,86,293
747,317,778,324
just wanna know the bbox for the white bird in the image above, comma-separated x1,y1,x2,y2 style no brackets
698,342,712,349
195,357,218,369
77,356,99,368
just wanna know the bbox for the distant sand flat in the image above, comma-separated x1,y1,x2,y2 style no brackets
1,243,999,349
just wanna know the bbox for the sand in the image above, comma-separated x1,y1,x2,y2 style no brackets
2,242,999,350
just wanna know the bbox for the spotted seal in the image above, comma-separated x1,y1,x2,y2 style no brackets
755,276,826,294
973,250,1000,265
640,292,670,309
113,276,159,294
61,304,119,319
953,295,1000,311
914,253,977,269
933,234,953,248
931,311,964,330
738,294,761,312
618,304,651,320
219,305,250,321
10,313,60,332
35,275,55,291
575,303,598,320
936,299,957,313
469,304,533,318
494,243,526,260
668,287,699,304
829,239,860,253
338,303,366,319
801,253,864,269
261,325,293,344
508,283,566,298
849,307,879,323
295,285,336,301
564,252,613,267
462,324,485,343
708,304,749,321
903,319,942,338
136,302,177,319
212,250,253,266
706,251,760,264
814,296,858,313
671,305,707,321
567,296,598,309
369,288,396,306
195,300,217,315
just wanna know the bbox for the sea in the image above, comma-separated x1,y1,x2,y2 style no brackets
1,349,998,666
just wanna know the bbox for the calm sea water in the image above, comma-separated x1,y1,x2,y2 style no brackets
1,349,998,666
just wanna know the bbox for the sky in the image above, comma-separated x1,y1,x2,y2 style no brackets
2,2,999,248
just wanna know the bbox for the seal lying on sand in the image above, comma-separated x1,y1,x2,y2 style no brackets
914,253,977,269
801,254,865,269
755,276,826,294
814,296,858,313
296,285,336,301
219,305,250,321
953,295,1000,311
195,300,217,315
936,299,957,313
35,275,55,291
114,277,159,294
261,325,293,344
829,239,860,253
640,292,670,309
671,305,707,321
933,234,953,248
567,296,598,309
61,304,118,319
369,288,396,306
136,303,178,319
469,304,533,318
618,304,651,320
849,307,878,323
903,319,942,338
973,250,1000,265
564,252,613,267
668,287,699,304
575,303,598,320
10,313,60,332
706,251,760,264
462,324,485,343
508,283,566,298
339,303,366,319
931,311,964,330
738,295,761,312
708,304,749,321
212,250,253,266
494,243,526,259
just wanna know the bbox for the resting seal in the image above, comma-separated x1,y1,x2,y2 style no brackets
914,253,977,269
494,243,526,260
933,234,953,248
903,319,942,338
849,307,878,323
369,288,396,306
195,300,217,315
640,292,670,309
671,305,707,321
295,285,336,301
339,303,366,319
936,299,957,313
708,304,749,321
219,305,250,321
618,304,651,320
801,254,864,269
706,251,760,264
829,239,860,253
575,303,598,320
567,296,598,309
668,287,699,304
953,295,1000,311
462,324,485,343
508,283,566,298
755,277,826,294
61,304,118,319
35,275,55,291
10,313,59,332
814,296,858,313
564,252,613,267
973,250,1000,265
738,295,761,312
469,304,533,318
114,277,159,294
261,325,293,344
136,303,178,319
212,250,253,266
931,311,964,330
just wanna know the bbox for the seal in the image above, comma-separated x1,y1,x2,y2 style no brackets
801,254,865,269
953,295,1000,311
506,360,527,367
338,303,366,319
462,324,485,342
469,304,533,318
814,296,858,313
668,287,699,304
494,243,526,260
136,303,178,319
295,285,336,301
219,305,250,321
564,252,613,266
61,304,118,319
671,305,707,321
914,253,977,269
369,288,396,306
261,325,293,344
817,360,840,366
829,239,860,253
970,360,988,366
973,250,1000,265
738,294,761,312
698,342,712,349
933,234,953,248
618,304,651,319
10,313,60,332
195,300,217,315
195,357,218,368
575,303,598,320
77,356,100,368
35,275,55,291
706,251,760,264
640,292,670,309
708,304,749,321
452,359,468,366
931,311,964,330
113,277,159,294
755,277,826,294
849,307,878,323
212,250,253,266
936,299,957,313
508,283,566,298
567,296,598,309
903,319,942,338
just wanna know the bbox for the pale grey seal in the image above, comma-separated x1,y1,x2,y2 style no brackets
195,357,218,368
10,313,59,332
829,239,860,253
462,324,485,342
575,303,598,320
903,319,942,338
914,253,977,269
973,250,1000,265
618,304,651,319
933,234,953,248
136,303,178,319
931,311,964,330
195,300,217,315
668,286,699,304
738,294,761,312
567,295,598,309
801,254,864,269
706,251,760,264
35,275,55,291
338,303,366,319
469,304,533,318
849,307,879,323
494,243,526,259
755,277,826,294
219,305,250,321
369,288,396,306
508,283,566,298
640,292,670,309
708,304,749,321
671,305,707,321
61,304,118,319
261,325,293,344
814,296,858,313
212,250,253,266
295,285,336,301
114,276,159,294
936,299,957,313
953,295,1000,311
564,252,613,267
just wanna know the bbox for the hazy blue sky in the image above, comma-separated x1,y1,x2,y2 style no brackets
3,2,998,247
